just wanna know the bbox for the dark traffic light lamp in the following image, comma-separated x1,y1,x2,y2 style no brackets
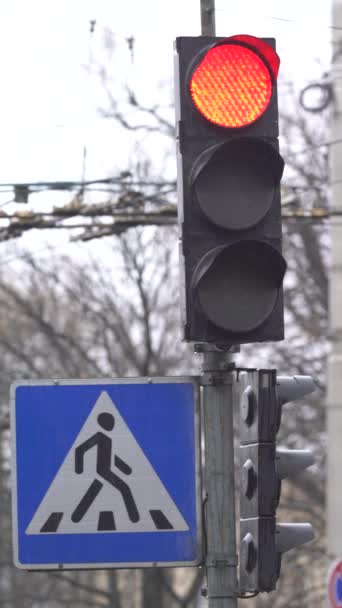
175,35,286,346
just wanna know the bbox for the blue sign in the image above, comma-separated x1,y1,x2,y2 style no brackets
11,378,201,570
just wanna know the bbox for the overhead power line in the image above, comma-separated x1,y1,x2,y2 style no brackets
0,204,337,244
0,176,175,191
270,15,342,31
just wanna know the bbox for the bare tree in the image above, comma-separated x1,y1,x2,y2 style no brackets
0,229,201,608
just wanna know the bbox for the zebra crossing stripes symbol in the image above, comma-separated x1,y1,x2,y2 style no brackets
26,392,189,535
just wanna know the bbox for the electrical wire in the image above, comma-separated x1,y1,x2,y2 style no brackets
0,177,122,190
0,198,15,208
214,7,340,31
0,177,175,191
270,15,342,31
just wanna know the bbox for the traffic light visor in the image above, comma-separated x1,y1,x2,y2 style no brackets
190,37,278,128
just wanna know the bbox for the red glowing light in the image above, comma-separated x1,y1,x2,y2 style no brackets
190,41,274,128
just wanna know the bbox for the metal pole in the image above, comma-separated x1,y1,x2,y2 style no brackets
327,0,342,557
201,348,238,607
200,0,216,36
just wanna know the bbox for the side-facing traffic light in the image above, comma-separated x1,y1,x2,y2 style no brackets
174,35,286,346
239,369,315,593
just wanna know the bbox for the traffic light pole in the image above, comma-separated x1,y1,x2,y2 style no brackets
200,0,215,36
201,347,238,607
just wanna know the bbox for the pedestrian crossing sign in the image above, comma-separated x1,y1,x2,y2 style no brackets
11,377,201,570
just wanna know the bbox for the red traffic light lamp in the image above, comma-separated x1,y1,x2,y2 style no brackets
190,35,280,128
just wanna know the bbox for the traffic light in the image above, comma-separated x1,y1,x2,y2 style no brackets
239,369,315,593
174,35,286,346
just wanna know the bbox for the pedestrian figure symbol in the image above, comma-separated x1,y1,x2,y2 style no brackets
71,412,140,526
26,391,189,535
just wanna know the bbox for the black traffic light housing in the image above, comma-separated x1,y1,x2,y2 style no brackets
175,36,287,346
239,369,315,593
